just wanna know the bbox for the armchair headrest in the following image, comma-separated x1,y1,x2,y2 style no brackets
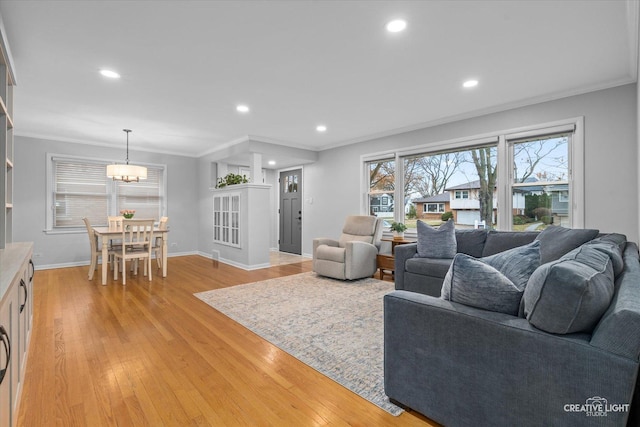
339,215,383,248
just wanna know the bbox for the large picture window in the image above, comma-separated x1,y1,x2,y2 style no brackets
363,118,583,233
47,155,166,230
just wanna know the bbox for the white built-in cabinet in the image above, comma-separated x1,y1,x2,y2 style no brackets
0,243,34,427
0,16,15,250
211,183,271,269
213,192,241,247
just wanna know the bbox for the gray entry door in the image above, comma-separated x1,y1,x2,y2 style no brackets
279,169,302,254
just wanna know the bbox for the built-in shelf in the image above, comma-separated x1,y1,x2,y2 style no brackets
0,20,16,250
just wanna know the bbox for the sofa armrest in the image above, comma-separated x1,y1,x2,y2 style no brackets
344,241,378,280
313,238,339,271
384,290,638,427
393,243,417,290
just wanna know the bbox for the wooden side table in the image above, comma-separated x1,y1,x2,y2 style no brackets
377,238,415,280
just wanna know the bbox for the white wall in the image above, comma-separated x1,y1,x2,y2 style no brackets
303,84,638,256
12,84,639,267
13,136,199,268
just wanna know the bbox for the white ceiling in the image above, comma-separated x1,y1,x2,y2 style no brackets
0,0,637,162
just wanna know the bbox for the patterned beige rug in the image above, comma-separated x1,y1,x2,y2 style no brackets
194,272,403,416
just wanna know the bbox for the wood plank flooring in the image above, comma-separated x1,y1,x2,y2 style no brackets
16,255,438,426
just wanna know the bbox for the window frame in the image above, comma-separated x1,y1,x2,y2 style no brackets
424,203,445,213
45,153,168,233
361,117,584,232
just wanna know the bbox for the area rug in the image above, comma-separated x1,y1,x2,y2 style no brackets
194,272,403,416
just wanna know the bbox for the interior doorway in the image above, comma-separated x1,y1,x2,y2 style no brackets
279,168,302,254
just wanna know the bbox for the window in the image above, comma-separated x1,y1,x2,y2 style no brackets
508,129,573,229
362,118,583,232
47,155,166,230
366,159,394,218
403,144,498,229
425,203,445,213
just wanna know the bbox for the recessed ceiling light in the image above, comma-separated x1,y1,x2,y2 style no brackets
100,69,120,79
268,160,276,166
386,19,407,33
236,104,250,113
316,125,327,132
463,79,479,88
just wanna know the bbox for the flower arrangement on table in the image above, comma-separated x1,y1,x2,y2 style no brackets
120,209,135,219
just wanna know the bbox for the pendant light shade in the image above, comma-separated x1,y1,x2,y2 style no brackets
107,129,147,182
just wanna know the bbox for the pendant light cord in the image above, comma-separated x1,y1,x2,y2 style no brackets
123,129,132,165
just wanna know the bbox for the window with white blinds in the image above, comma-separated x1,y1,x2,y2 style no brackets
49,155,166,229
116,166,163,220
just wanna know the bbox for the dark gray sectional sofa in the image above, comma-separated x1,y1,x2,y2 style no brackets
385,228,640,426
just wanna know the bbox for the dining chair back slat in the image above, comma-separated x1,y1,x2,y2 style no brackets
113,218,155,285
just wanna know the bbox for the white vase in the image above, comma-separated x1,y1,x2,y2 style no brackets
393,231,404,240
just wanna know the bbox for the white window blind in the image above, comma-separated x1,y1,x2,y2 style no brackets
53,158,108,227
49,155,166,229
116,166,163,220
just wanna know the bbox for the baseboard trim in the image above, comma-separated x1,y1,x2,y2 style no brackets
34,251,199,270
197,251,271,271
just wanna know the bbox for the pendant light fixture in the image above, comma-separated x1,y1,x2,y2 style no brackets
106,129,147,182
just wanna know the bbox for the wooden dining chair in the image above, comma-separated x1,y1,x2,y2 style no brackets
107,216,123,229
82,217,100,280
113,218,155,285
106,215,124,268
153,216,169,269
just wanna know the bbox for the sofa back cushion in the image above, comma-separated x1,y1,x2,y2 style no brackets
454,229,488,258
415,219,457,259
534,225,599,264
481,231,538,257
524,245,615,334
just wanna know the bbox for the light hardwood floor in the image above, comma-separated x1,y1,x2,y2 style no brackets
17,255,438,426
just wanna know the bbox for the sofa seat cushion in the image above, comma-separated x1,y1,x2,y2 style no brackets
441,241,541,315
534,225,599,264
415,219,457,259
405,257,453,278
315,245,345,263
524,245,615,334
481,231,538,257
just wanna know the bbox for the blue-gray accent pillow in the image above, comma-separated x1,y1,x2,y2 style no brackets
414,219,457,259
441,241,541,315
524,245,615,334
534,225,599,264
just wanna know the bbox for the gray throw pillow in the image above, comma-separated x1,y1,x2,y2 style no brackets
441,241,541,316
524,245,615,334
415,219,457,259
534,225,599,264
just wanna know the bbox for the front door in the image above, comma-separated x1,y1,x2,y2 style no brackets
279,169,302,254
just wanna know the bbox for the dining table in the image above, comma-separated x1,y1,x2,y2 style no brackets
92,224,169,285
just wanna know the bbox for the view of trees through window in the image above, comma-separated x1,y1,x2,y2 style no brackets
367,132,570,232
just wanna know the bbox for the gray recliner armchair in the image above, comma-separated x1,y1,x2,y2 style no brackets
312,215,384,280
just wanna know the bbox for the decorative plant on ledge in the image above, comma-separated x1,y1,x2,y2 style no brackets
389,221,408,240
216,173,249,188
